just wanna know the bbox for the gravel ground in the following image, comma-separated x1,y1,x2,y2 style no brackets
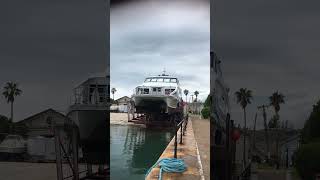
191,115,210,180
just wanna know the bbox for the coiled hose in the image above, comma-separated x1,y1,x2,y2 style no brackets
145,158,187,180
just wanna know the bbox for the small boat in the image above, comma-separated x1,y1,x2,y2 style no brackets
67,76,109,164
0,134,26,154
132,72,183,115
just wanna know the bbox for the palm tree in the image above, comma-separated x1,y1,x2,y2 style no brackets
111,88,117,101
2,82,22,133
269,91,285,121
194,91,199,114
269,91,285,169
235,88,253,166
194,91,199,102
183,89,189,113
183,89,189,103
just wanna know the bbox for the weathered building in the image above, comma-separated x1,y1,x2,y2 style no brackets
188,102,204,114
16,109,70,137
111,96,131,112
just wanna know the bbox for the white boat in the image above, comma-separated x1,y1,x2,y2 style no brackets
211,51,230,131
132,72,183,115
0,135,26,154
67,76,109,164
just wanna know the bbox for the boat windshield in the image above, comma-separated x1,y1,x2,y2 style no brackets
164,78,170,82
145,77,178,83
170,78,177,83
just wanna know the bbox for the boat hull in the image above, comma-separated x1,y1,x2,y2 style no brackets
68,105,109,164
132,95,180,114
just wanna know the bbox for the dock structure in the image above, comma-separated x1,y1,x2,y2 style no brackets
54,123,109,180
145,116,204,180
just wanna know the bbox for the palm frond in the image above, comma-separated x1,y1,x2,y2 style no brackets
2,81,22,103
234,88,253,109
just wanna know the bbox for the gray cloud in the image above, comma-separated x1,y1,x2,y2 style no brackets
0,0,107,121
111,0,210,101
213,0,320,129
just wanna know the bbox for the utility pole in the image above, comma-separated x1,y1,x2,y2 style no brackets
258,104,270,162
286,147,289,168
252,112,258,150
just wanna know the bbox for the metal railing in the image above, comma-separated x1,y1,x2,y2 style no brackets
173,114,189,158
240,163,251,179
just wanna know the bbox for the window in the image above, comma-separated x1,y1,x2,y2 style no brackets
145,78,151,82
143,88,149,94
164,78,170,82
151,78,157,82
170,78,177,83
46,117,52,125
153,87,161,92
157,78,164,82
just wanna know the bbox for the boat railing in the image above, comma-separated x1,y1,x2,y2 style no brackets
173,114,189,158
73,85,108,105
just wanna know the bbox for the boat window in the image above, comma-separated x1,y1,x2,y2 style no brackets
153,87,157,92
145,78,151,82
164,78,170,82
158,87,161,92
170,78,177,83
151,78,157,82
143,88,149,94
157,78,164,82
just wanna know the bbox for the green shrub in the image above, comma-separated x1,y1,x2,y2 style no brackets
201,107,210,119
295,142,320,179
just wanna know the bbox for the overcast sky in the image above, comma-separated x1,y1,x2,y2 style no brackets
0,0,107,122
110,0,210,102
213,0,320,129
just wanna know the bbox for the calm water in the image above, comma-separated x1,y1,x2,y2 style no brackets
110,125,173,180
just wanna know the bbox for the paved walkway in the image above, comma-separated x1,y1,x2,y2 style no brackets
191,116,210,180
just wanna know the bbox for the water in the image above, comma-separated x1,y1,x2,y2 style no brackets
110,125,173,180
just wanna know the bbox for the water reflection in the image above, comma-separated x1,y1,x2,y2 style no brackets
110,125,172,180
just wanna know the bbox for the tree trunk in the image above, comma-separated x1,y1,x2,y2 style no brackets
243,107,247,166
276,112,280,169
253,112,257,149
10,101,13,134
185,95,188,113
